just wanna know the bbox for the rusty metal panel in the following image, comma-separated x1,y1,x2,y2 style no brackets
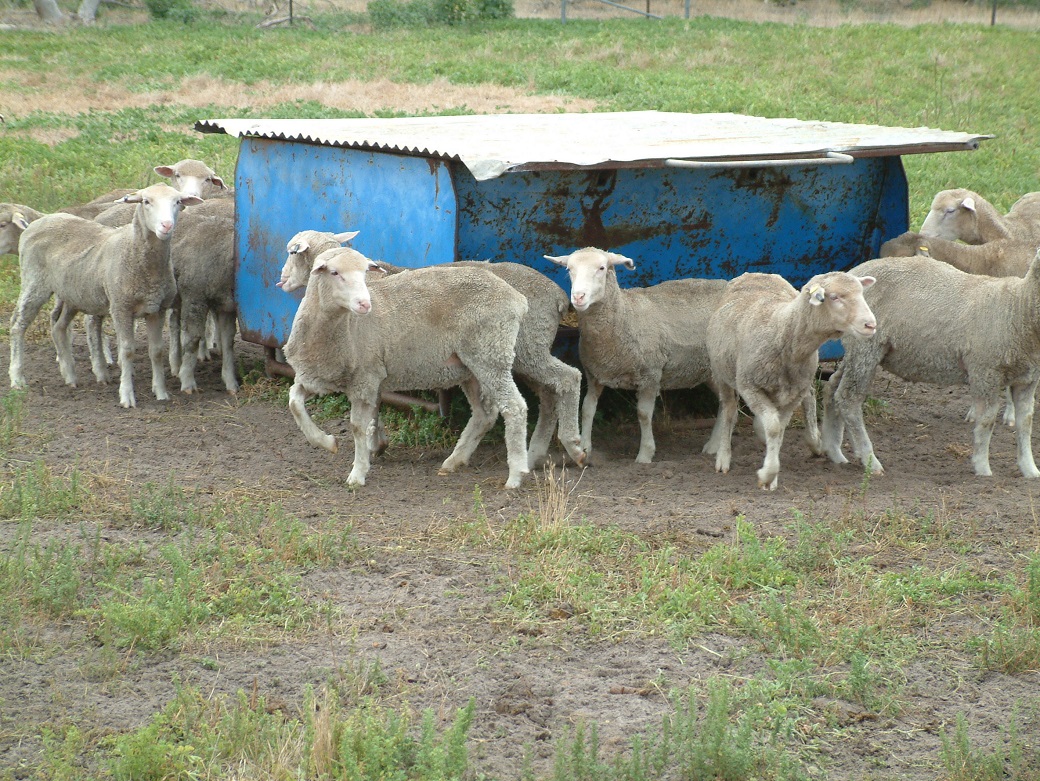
235,138,457,347
455,156,908,289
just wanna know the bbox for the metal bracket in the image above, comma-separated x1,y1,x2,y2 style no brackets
665,152,856,169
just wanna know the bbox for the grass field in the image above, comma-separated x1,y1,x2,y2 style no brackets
1,5,1040,780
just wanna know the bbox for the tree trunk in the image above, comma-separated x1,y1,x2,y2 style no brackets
77,0,102,23
32,0,66,23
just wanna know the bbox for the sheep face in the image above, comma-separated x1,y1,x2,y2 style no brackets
0,208,30,255
120,183,202,241
310,247,384,315
802,272,877,338
544,247,636,312
279,230,360,292
920,188,979,243
155,159,227,200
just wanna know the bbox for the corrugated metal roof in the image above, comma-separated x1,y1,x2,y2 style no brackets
195,111,990,181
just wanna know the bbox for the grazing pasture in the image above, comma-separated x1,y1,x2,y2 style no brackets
1,4,1039,779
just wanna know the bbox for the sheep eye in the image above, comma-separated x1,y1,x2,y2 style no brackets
330,270,339,276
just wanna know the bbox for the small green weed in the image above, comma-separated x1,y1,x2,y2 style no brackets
939,711,1040,781
0,461,84,521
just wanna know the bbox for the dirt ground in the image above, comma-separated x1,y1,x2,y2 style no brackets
1,330,1039,778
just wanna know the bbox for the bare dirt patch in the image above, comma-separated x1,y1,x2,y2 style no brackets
1,333,1038,778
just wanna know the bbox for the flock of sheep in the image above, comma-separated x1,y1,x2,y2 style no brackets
4,161,1040,490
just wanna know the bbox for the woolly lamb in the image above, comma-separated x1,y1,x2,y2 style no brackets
544,247,727,464
10,184,202,408
706,271,876,490
880,231,1037,278
60,159,228,221
94,204,238,394
280,230,584,468
821,251,1040,478
284,247,530,488
0,203,43,255
920,188,1040,246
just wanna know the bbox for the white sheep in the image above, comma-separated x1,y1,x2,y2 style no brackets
9,183,202,408
280,230,585,468
0,203,44,255
920,188,1040,245
706,271,876,490
880,231,1037,278
284,247,531,489
95,203,238,395
544,247,728,464
60,159,228,221
821,251,1040,479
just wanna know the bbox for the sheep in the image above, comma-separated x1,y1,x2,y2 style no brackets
0,203,44,255
543,247,728,464
94,202,239,395
279,230,585,468
919,188,1040,246
283,247,530,488
880,231,1037,278
59,159,228,221
820,251,1040,479
881,231,1040,428
705,271,877,490
9,183,202,408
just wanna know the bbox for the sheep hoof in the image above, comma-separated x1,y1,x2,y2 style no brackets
573,449,588,468
327,437,339,454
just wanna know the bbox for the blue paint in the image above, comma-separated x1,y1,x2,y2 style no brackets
235,139,457,346
234,138,907,358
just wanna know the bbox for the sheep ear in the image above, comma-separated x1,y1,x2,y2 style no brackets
805,283,826,305
857,275,877,290
209,175,228,190
311,262,329,276
179,195,204,207
154,165,176,178
120,193,143,204
288,240,309,255
962,196,976,213
606,252,636,270
368,260,388,276
12,212,30,230
543,254,569,267
334,230,360,244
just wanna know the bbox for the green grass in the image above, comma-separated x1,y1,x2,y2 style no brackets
0,16,1037,221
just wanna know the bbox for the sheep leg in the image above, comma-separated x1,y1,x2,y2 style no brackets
9,284,51,389
830,360,884,474
741,387,787,491
145,311,169,402
1011,380,1039,478
552,362,586,466
288,380,338,453
168,301,182,376
347,395,379,487
712,382,740,474
801,386,824,456
85,314,110,384
176,300,207,394
497,377,530,489
50,303,78,388
111,309,138,408
525,386,558,470
579,374,604,461
820,366,849,464
1003,387,1016,427
969,395,1001,477
700,380,726,456
634,383,659,463
439,378,492,475
216,310,239,395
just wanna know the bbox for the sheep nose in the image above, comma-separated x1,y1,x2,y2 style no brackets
572,292,586,307
355,299,371,314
